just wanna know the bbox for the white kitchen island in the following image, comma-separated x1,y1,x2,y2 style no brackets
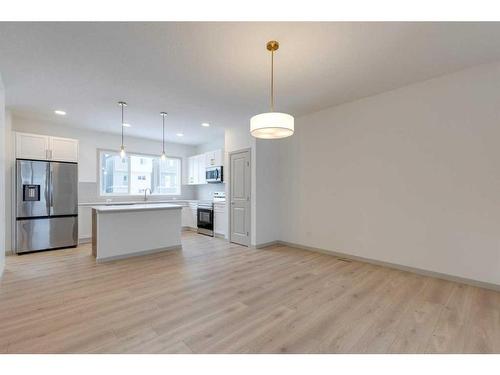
91,203,183,262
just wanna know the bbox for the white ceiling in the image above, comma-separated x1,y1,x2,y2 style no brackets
1,22,500,145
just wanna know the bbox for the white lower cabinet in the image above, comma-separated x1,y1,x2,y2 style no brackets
182,203,198,229
78,206,92,242
214,202,227,237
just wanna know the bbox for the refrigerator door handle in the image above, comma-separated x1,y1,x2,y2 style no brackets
46,162,51,213
49,163,54,212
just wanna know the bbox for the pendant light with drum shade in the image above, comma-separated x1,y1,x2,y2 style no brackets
118,101,127,159
250,40,294,139
160,112,167,160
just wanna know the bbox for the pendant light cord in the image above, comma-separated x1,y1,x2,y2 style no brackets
121,103,124,147
162,114,165,154
270,49,274,112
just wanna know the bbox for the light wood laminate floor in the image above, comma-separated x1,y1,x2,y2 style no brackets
1,231,499,353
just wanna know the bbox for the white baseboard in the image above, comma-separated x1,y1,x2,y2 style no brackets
254,241,280,249
260,240,500,292
96,245,182,263
79,237,92,244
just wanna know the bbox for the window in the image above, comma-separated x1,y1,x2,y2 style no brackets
100,150,181,196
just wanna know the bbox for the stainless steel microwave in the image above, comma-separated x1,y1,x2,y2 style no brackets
206,166,223,183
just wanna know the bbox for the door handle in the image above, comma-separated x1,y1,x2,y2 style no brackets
49,165,54,209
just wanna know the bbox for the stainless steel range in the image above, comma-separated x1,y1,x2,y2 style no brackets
15,159,78,253
197,202,214,236
197,192,226,237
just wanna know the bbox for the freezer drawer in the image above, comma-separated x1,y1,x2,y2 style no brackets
16,216,78,253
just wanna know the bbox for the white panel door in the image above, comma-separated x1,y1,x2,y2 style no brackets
50,136,79,162
16,132,49,160
229,150,250,246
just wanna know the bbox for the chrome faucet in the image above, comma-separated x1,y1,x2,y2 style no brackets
144,188,152,202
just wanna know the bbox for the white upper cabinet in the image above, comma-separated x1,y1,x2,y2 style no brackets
187,155,199,185
15,132,49,160
197,154,206,184
205,149,223,167
49,136,79,162
187,149,223,185
16,132,79,162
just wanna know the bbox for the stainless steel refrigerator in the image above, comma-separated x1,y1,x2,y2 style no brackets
16,159,78,253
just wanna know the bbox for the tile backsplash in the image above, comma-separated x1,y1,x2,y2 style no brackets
196,183,225,201
78,181,197,203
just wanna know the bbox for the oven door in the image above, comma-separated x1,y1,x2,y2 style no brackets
197,207,214,235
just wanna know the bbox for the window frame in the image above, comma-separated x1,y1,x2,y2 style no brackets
97,148,182,197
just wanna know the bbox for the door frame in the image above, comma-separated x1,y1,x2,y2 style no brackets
228,147,252,246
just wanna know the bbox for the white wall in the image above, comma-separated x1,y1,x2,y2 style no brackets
278,62,500,286
4,110,13,255
0,74,6,275
254,139,284,246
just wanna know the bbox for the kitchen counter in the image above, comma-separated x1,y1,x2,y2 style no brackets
91,203,183,213
92,203,182,262
79,199,198,206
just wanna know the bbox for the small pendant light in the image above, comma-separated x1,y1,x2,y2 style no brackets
160,112,167,160
118,101,128,159
250,40,294,139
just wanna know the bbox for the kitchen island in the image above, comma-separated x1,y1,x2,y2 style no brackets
91,203,182,262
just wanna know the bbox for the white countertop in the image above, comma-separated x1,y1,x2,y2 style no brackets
92,203,183,213
79,199,199,207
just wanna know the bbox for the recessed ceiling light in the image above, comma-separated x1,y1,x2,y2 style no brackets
201,123,210,127
122,123,131,127
176,133,184,137
54,110,66,116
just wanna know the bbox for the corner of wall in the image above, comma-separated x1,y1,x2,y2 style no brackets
0,73,6,276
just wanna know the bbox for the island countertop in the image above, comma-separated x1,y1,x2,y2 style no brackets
91,203,183,213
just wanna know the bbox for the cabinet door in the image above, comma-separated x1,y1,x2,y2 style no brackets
181,206,191,227
16,132,50,160
197,154,206,184
49,137,79,162
214,149,223,166
189,203,198,228
188,156,196,185
205,151,215,167
214,203,227,236
205,152,211,167
78,206,92,241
